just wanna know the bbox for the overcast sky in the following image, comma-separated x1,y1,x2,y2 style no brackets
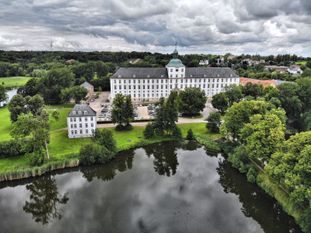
0,0,310,56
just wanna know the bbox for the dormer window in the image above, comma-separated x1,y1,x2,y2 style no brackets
176,69,178,72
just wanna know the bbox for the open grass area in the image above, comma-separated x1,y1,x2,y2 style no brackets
0,107,12,142
0,76,33,88
0,119,218,174
295,61,307,66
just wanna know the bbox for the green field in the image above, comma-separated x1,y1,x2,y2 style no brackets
0,104,219,173
295,61,307,66
0,76,33,88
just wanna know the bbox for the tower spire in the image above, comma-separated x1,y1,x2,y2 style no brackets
173,42,178,58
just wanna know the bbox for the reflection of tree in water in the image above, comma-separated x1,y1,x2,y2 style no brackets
179,140,202,151
217,159,302,233
23,175,69,225
144,141,179,177
81,151,134,182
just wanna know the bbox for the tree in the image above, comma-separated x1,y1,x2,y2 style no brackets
61,86,87,103
211,92,229,114
111,94,134,130
18,78,41,96
277,82,302,125
265,131,311,228
27,94,44,115
225,85,243,105
220,100,274,140
40,68,74,104
94,129,116,153
179,87,206,116
0,85,7,103
8,94,28,121
11,112,50,164
186,129,195,140
206,112,221,133
143,123,154,139
242,83,264,98
239,111,286,165
79,143,114,165
296,77,311,112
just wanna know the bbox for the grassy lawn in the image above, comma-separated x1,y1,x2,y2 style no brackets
0,76,33,88
0,102,219,174
295,61,307,66
0,119,218,173
0,107,12,142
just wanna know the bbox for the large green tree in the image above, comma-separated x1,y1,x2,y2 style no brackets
239,111,286,165
221,100,274,140
111,94,134,129
211,92,229,114
178,87,206,116
206,112,221,133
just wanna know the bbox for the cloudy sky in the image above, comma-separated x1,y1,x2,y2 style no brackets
0,0,311,56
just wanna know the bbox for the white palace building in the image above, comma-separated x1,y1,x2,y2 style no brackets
110,49,240,102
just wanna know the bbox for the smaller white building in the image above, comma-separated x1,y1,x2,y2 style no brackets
288,65,303,75
67,104,97,138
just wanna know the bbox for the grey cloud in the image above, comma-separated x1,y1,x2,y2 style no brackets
0,0,310,56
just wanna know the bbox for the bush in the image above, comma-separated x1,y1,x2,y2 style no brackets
29,150,45,166
94,129,116,152
172,126,182,139
79,144,114,166
206,112,221,133
0,139,30,158
246,167,258,183
143,123,155,139
186,129,195,140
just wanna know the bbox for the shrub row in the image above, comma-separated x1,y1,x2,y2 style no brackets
0,139,31,158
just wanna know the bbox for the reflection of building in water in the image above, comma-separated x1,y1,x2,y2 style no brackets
23,176,69,225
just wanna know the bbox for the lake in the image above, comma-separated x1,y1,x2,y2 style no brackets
0,141,302,233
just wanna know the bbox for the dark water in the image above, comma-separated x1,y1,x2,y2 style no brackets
0,141,302,233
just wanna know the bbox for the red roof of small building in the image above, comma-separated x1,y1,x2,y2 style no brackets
240,77,277,88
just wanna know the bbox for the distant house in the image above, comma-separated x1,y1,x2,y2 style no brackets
264,65,288,73
80,81,94,96
67,104,97,138
288,65,303,75
199,59,209,66
65,59,76,65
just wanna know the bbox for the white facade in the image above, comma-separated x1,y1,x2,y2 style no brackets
111,76,239,102
67,104,97,138
110,51,239,102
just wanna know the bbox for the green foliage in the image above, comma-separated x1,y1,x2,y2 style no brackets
8,94,28,121
240,111,286,164
29,150,45,166
111,93,134,129
225,85,243,105
265,131,311,208
221,100,274,140
40,68,75,104
61,86,87,103
246,167,258,183
0,139,30,158
94,129,116,153
242,83,264,98
178,87,206,116
211,92,229,114
79,143,114,166
206,112,221,133
0,85,7,102
186,129,195,140
26,94,44,115
172,126,182,139
143,123,155,139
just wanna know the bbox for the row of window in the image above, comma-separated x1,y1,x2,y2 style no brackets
69,117,95,122
116,89,224,99
113,78,238,84
70,129,95,135
70,123,94,129
113,83,230,91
